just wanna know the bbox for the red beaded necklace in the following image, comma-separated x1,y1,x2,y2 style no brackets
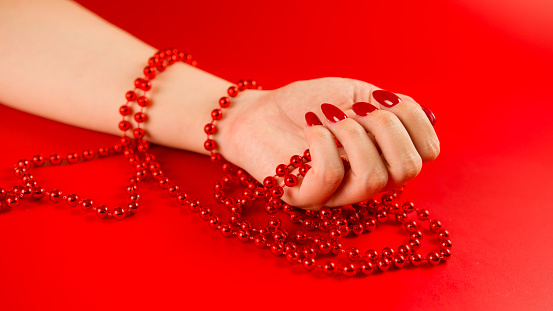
0,48,452,277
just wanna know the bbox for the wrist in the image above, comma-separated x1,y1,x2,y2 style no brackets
214,88,268,170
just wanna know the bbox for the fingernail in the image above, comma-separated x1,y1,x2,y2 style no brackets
321,103,347,123
305,112,323,126
421,106,436,126
372,90,402,108
352,102,378,116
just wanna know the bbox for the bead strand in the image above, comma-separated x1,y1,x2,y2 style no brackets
0,48,452,277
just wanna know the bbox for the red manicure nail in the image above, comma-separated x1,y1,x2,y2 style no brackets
421,106,436,126
305,112,323,126
321,103,347,123
352,102,378,116
372,90,402,108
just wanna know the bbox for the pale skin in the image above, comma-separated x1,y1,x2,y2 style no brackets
0,1,439,210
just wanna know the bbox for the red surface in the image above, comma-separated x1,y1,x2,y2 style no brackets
1,0,553,309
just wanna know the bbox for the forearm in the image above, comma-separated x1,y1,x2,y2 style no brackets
0,0,231,154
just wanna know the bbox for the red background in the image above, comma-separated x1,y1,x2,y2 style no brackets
1,0,552,310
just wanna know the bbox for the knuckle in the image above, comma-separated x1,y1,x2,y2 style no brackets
394,154,422,183
364,169,388,195
421,136,441,162
401,154,422,181
320,166,344,187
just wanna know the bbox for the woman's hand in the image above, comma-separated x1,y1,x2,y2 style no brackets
217,77,440,210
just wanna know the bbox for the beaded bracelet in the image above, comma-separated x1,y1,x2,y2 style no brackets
0,48,452,277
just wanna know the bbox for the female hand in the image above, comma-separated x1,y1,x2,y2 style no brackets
217,77,440,210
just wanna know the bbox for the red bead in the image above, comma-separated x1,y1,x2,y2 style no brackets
409,230,422,240
220,225,232,237
237,229,250,242
127,202,140,214
263,176,276,188
204,123,216,135
429,220,443,232
6,194,20,208
82,150,94,160
284,174,298,187
378,258,391,272
270,242,284,256
67,152,79,164
120,136,131,146
254,235,267,248
158,177,169,189
49,153,62,165
382,247,395,259
275,164,288,177
323,262,336,275
126,90,137,101
398,244,411,256
409,253,423,266
303,149,311,161
298,164,311,177
219,96,230,108
137,96,150,107
208,216,220,229
427,252,441,265
20,186,33,199
409,239,421,251
139,79,152,91
143,66,156,79
32,154,45,166
177,192,189,205
331,243,342,255
394,254,406,268
65,194,79,207
204,139,216,151
188,200,200,212
211,109,222,120
0,188,6,201
32,187,46,200
289,155,303,168
352,223,364,235
395,212,407,223
286,251,300,264
303,258,316,271
227,86,239,97
437,229,450,240
342,263,357,277
402,201,415,213
119,121,131,131
81,199,94,212
376,210,387,222
347,248,361,261
98,147,109,156
96,205,109,218
270,186,284,198
404,220,418,232
167,184,180,197
440,249,452,261
365,249,380,261
237,80,248,91
134,112,146,123
440,239,453,249
112,206,125,220
49,189,63,203
318,242,331,254
361,262,374,275
265,202,278,214
364,218,377,232
417,209,430,221
134,78,144,88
